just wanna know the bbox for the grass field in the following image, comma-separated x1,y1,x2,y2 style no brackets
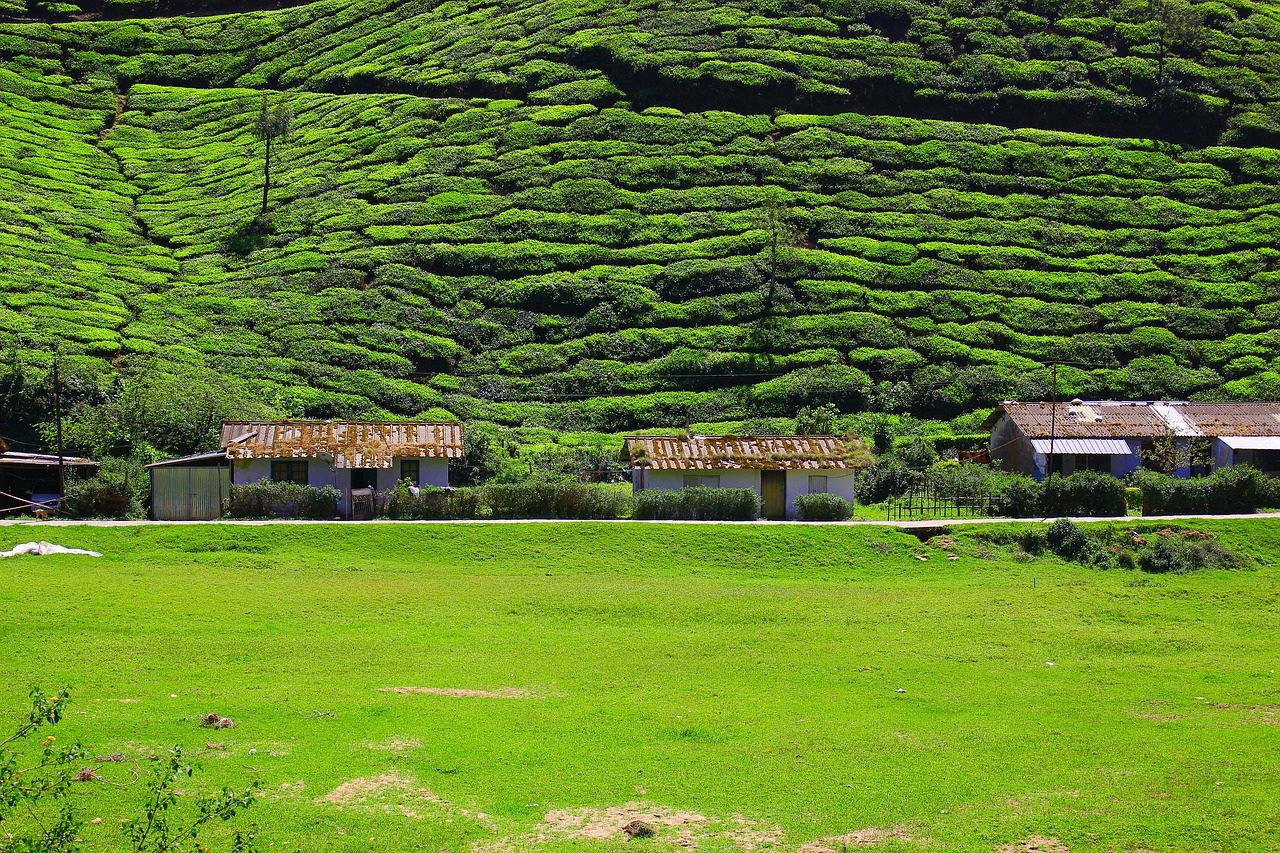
2,521,1278,852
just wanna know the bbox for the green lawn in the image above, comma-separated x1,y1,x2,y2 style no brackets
2,521,1278,852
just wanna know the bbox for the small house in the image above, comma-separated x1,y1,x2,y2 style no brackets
1174,403,1280,474
624,434,872,520
222,421,464,517
148,421,465,519
986,400,1280,480
147,451,232,521
0,448,97,515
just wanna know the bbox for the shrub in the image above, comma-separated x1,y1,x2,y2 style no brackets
1045,518,1114,567
1042,470,1127,516
1138,534,1247,574
1124,486,1143,512
1132,465,1264,515
632,487,759,520
794,492,854,521
855,453,924,503
992,473,1042,517
60,457,149,519
226,480,340,519
482,479,628,518
377,483,482,519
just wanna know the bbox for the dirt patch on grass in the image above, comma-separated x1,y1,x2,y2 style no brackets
320,772,442,818
799,826,914,851
726,815,786,851
367,736,422,751
380,687,531,698
1133,713,1184,722
997,837,1069,853
1205,702,1280,724
542,804,709,840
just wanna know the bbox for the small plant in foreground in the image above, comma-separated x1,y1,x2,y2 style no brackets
0,689,263,853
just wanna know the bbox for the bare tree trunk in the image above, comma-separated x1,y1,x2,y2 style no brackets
261,135,271,215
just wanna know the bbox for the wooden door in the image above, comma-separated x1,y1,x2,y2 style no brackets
761,470,786,520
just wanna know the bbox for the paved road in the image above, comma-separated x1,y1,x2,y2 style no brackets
2,513,1278,528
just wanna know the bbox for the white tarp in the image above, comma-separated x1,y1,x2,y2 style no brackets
1030,438,1133,455
1220,436,1280,450
0,541,102,558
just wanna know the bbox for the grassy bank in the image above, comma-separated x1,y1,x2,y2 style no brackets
1,521,1278,851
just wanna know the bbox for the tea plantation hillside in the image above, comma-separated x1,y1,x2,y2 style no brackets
4,0,1280,433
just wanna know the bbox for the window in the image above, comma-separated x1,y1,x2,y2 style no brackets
400,459,420,485
808,475,828,494
1076,454,1111,473
682,474,720,488
271,460,308,485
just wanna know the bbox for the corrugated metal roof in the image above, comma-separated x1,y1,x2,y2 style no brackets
1220,435,1280,450
0,452,96,467
221,421,464,469
1030,438,1133,455
993,400,1280,440
146,450,230,468
623,435,872,470
1174,403,1280,436
994,401,1170,437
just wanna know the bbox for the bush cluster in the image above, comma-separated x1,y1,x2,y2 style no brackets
793,492,854,521
1138,534,1248,573
1131,464,1272,514
632,486,760,520
226,480,340,519
482,479,630,519
377,484,483,519
60,457,149,519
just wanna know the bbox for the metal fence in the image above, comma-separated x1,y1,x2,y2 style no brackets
886,476,998,520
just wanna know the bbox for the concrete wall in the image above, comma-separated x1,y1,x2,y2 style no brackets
232,457,448,514
784,470,856,518
989,415,1035,476
639,469,762,494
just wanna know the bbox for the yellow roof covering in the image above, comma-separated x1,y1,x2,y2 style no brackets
623,435,871,470
221,421,463,469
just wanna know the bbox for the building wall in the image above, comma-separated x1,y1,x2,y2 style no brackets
640,469,762,494
989,415,1035,477
784,470,856,518
233,457,449,514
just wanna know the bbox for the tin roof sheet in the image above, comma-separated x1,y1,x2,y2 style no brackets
221,421,464,468
1220,435,1280,450
0,451,97,468
623,435,872,470
992,400,1280,440
1030,438,1133,455
1172,403,1280,436
994,401,1170,438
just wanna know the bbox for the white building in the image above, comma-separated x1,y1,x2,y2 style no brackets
221,421,463,517
624,434,872,520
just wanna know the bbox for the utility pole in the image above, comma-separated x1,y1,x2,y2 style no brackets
53,348,64,497
1045,363,1058,495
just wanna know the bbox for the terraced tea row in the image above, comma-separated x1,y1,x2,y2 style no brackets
4,0,1280,145
2,62,1278,428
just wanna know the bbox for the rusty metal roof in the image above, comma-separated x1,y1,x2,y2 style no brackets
1170,403,1280,437
623,435,872,470
221,421,464,469
990,400,1280,439
991,401,1179,438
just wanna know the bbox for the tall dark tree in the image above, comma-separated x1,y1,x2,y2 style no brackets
251,95,293,216
1148,0,1205,90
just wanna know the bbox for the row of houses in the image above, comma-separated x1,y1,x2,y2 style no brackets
146,421,871,520
6,400,1279,520
987,400,1280,481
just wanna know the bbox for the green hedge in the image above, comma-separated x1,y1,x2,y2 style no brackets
482,479,630,518
1131,465,1268,515
793,492,854,521
225,480,340,519
632,486,759,520
377,484,482,519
